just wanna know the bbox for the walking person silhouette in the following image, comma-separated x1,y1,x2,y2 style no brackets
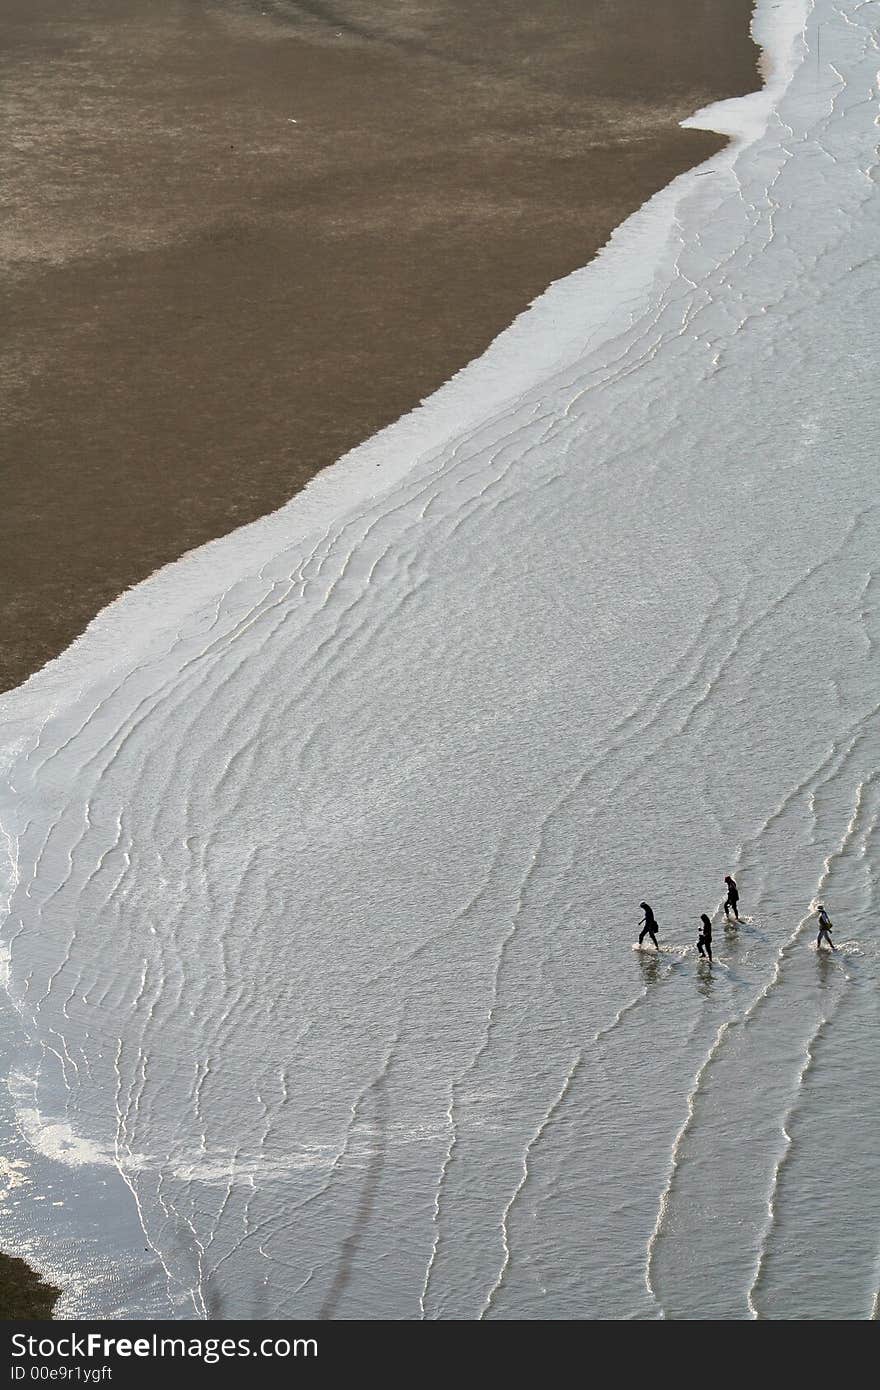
638,902,659,950
696,913,713,963
816,905,836,951
723,875,740,922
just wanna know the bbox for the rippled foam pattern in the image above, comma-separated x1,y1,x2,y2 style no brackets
1,0,879,1320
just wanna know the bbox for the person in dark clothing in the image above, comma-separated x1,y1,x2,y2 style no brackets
696,912,713,962
816,905,836,951
723,874,740,922
638,902,659,949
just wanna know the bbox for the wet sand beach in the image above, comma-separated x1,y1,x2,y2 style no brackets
1,0,757,694
0,1251,59,1319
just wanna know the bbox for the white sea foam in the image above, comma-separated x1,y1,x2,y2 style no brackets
1,0,879,1319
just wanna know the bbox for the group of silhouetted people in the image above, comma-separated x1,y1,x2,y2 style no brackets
637,877,837,964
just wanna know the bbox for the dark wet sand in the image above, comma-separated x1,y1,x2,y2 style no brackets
0,0,758,694
0,1250,59,1318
